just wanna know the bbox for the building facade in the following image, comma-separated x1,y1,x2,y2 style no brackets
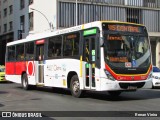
0,0,56,65
0,0,160,67
0,0,14,65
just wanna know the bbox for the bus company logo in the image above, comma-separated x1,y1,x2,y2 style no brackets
54,65,61,71
27,61,35,76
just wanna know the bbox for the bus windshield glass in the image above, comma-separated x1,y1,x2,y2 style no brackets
102,23,151,74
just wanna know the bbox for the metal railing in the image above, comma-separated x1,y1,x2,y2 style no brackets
64,0,124,5
60,0,160,8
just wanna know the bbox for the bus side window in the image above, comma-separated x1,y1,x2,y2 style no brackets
16,44,25,61
25,42,34,60
48,36,62,58
8,46,15,61
48,48,53,57
63,32,80,57
9,53,15,61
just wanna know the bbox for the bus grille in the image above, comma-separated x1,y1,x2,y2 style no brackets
119,82,145,89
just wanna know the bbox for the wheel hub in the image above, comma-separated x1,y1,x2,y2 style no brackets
73,81,79,93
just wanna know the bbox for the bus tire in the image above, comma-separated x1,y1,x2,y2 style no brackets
70,75,83,98
22,73,31,90
108,91,121,97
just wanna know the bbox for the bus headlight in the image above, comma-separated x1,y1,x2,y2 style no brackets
104,69,115,81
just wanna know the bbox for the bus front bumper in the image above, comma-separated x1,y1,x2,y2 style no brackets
100,78,152,91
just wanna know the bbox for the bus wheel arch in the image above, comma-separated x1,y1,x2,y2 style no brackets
67,72,84,97
67,71,78,89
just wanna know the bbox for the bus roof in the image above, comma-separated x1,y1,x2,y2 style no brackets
7,20,145,46
101,20,144,26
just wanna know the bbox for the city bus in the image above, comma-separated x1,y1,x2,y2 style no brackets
5,21,152,97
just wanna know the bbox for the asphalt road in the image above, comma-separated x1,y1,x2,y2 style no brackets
0,82,160,120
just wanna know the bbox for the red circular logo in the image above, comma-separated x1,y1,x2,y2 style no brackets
27,61,35,76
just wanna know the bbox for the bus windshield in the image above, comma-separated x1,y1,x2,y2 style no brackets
102,23,151,74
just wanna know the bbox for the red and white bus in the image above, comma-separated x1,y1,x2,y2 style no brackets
5,21,152,97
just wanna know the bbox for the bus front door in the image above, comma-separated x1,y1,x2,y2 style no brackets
83,36,96,89
36,44,45,85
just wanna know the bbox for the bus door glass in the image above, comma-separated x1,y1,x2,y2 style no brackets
36,40,45,84
83,36,96,89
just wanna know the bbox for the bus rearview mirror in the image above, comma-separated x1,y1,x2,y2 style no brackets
100,37,104,46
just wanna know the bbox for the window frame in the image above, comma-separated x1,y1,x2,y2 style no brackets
9,5,13,15
9,21,13,31
63,31,80,58
25,42,35,61
47,35,63,59
29,12,34,31
20,0,25,10
20,15,25,32
16,43,25,61
3,23,7,33
4,8,7,17
7,45,16,62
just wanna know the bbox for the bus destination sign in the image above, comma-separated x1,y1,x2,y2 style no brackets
103,23,145,33
108,25,140,33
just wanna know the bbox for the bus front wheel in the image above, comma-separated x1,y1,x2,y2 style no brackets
70,75,83,98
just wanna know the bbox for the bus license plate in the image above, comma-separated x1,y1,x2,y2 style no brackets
127,86,137,90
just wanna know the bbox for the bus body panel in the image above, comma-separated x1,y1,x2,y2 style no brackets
28,76,36,85
26,61,36,85
44,59,80,88
6,62,27,75
100,77,152,91
6,62,15,75
15,62,26,75
94,67,101,90
5,75,21,84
